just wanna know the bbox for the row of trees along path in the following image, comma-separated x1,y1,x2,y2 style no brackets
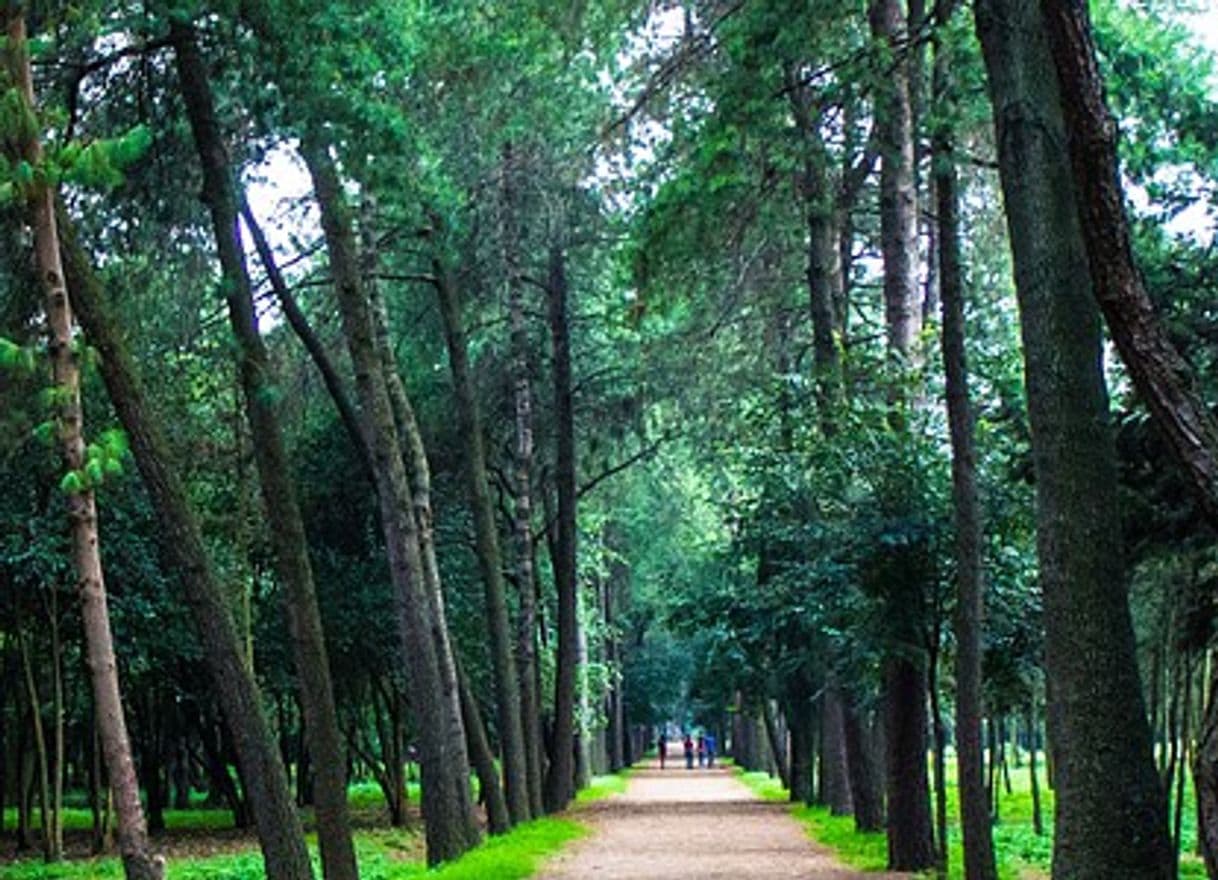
538,748,907,880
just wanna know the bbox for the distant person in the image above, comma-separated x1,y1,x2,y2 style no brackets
705,732,717,767
683,733,694,769
657,731,667,769
697,733,706,767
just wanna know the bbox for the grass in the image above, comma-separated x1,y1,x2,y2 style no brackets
1,765,633,880
735,753,1207,880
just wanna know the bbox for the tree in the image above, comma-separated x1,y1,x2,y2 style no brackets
974,0,1174,875
1,11,161,879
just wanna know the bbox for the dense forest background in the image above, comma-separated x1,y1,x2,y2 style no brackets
2,0,1218,878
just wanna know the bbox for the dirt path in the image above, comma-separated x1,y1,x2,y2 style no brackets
537,751,907,879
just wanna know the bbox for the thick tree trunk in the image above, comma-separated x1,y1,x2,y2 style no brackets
302,140,479,864
170,26,357,880
2,16,161,879
1041,0,1218,531
62,207,313,879
544,243,579,813
934,6,997,874
883,656,934,869
974,2,1174,875
434,258,531,826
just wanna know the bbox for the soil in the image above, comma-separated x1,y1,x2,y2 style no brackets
537,756,909,879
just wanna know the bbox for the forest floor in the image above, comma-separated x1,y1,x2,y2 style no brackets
536,753,907,879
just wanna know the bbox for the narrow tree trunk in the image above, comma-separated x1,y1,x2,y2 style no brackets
302,139,478,864
62,208,313,880
456,663,510,835
170,26,357,880
974,2,1174,874
760,700,790,790
2,16,161,878
1028,700,1043,836
48,591,64,861
842,694,884,833
929,641,949,873
934,6,997,872
821,686,852,815
18,630,51,862
434,255,531,825
544,243,579,813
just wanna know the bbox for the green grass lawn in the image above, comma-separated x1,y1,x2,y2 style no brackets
0,767,632,880
735,752,1206,879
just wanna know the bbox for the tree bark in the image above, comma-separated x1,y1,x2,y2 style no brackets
544,243,579,813
974,1,1174,874
2,14,162,878
301,139,479,864
170,25,357,880
760,700,790,790
456,662,511,835
61,210,313,879
842,695,884,833
821,685,853,816
934,3,997,874
1040,0,1218,531
500,149,546,813
434,254,531,826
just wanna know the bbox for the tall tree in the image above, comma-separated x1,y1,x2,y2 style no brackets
974,0,1175,875
933,3,997,876
869,0,934,869
302,140,480,864
1,11,162,880
60,218,314,880
544,241,579,813
434,245,532,826
170,23,358,880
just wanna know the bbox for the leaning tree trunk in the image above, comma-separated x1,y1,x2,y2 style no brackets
974,1,1174,875
62,213,313,879
2,15,161,880
171,25,357,880
1040,0,1218,531
434,259,532,826
934,3,997,875
302,139,479,865
544,243,579,813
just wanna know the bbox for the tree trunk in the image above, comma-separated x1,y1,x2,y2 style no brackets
302,139,478,865
1041,0,1218,531
170,26,357,880
821,686,852,815
934,4,997,873
434,252,531,826
456,663,510,835
760,700,790,790
974,2,1174,874
842,695,884,833
544,243,579,814
18,629,52,862
883,655,934,869
503,159,547,812
1028,701,1043,836
61,207,313,879
2,15,162,879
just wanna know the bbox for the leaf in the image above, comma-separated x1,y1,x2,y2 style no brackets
59,471,84,494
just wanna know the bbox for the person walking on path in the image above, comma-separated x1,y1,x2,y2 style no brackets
683,733,694,769
705,732,717,767
657,731,667,769
697,734,706,767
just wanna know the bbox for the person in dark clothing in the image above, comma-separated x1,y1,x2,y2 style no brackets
683,733,694,769
657,731,667,769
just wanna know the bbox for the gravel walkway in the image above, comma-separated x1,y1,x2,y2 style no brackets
537,753,908,879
